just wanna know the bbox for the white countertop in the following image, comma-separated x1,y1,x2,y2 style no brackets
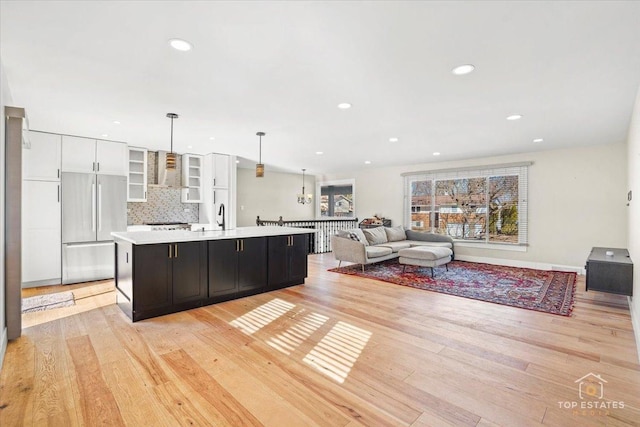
112,226,315,245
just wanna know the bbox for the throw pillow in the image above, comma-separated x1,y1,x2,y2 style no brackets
343,228,369,246
385,225,407,242
363,226,388,245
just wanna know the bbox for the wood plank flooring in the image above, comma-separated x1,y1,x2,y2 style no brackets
2,254,639,426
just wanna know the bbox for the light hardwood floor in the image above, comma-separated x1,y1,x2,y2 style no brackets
2,254,639,426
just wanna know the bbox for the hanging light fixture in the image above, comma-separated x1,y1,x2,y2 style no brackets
256,131,265,177
297,168,313,204
166,113,179,170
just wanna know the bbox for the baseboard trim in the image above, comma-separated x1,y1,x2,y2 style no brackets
0,327,7,371
629,297,640,365
455,254,585,274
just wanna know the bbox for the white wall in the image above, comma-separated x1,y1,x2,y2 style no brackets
236,168,315,226
319,142,628,269
0,58,14,370
626,85,640,362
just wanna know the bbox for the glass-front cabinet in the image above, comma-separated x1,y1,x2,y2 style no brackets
127,147,147,202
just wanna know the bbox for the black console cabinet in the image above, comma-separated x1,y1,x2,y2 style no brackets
585,247,633,296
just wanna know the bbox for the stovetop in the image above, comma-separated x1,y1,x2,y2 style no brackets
144,222,189,226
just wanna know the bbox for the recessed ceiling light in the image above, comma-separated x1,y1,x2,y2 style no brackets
113,121,121,125
506,114,523,121
101,134,108,137
338,103,352,109
316,151,324,155
236,160,240,164
209,136,215,140
433,152,441,156
452,64,475,75
533,138,544,143
168,38,193,51
187,145,193,149
364,160,371,164
389,137,399,142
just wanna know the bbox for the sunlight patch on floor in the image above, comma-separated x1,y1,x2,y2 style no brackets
229,298,295,335
266,310,329,355
303,321,372,384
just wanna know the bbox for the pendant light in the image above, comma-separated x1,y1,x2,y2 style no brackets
256,131,265,177
297,168,313,204
166,113,179,170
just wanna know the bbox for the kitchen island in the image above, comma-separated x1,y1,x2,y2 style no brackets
112,226,314,321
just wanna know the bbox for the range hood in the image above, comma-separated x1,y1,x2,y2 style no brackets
153,150,183,188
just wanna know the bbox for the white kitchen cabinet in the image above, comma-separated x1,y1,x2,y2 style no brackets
181,154,203,203
96,140,128,175
61,135,96,173
213,153,230,188
23,131,61,181
22,180,61,286
127,147,147,202
62,136,127,175
199,153,237,230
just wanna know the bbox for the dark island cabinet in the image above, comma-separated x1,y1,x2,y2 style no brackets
208,237,267,300
114,230,312,322
117,241,207,321
268,234,308,290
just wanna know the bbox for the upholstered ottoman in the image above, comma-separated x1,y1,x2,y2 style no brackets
398,246,453,278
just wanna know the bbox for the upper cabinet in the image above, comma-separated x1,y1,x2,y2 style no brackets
181,154,203,203
96,140,128,175
213,154,230,188
62,136,127,175
128,147,147,202
23,131,61,181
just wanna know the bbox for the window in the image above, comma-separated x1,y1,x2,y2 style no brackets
403,163,529,246
316,179,355,218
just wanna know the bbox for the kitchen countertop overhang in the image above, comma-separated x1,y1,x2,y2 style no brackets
112,226,316,245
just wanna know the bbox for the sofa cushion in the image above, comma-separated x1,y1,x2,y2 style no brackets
385,226,407,242
378,241,411,253
366,246,393,258
363,226,388,245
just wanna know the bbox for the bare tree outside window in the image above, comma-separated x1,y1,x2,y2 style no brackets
488,175,519,243
408,173,522,244
436,178,486,239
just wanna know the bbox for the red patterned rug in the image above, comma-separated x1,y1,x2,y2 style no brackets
329,259,576,316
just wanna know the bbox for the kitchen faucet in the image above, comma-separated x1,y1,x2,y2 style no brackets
217,203,225,231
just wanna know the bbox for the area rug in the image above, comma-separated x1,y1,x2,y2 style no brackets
22,291,75,313
329,260,576,316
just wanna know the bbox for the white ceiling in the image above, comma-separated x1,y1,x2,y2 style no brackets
2,1,640,175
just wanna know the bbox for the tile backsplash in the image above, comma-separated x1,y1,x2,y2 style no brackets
127,151,200,225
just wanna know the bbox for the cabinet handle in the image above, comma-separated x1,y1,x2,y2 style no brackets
97,162,100,172
169,245,172,258
241,240,244,251
92,161,96,172
236,240,239,252
175,244,178,258
213,191,215,204
57,185,60,203
57,169,60,178
213,178,216,186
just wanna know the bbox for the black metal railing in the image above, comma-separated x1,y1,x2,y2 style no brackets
256,216,358,254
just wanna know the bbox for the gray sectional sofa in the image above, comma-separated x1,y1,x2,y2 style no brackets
331,226,454,271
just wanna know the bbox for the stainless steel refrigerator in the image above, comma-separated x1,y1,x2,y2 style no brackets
62,172,127,284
